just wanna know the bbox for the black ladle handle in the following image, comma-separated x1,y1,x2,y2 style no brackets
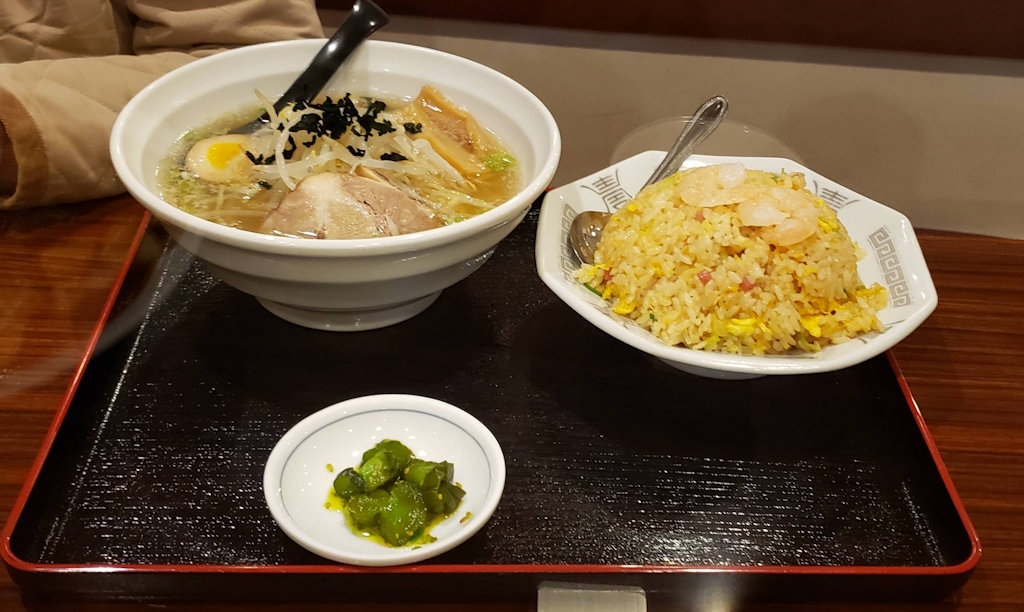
273,0,390,113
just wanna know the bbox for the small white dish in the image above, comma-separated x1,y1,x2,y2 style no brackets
535,151,938,379
264,394,505,566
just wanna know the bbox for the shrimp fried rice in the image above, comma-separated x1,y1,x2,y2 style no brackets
574,164,887,355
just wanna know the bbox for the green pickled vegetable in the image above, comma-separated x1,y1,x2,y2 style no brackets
332,467,366,500
325,439,466,548
438,480,466,515
356,444,400,491
405,460,461,514
346,489,390,529
379,480,429,546
404,459,452,490
362,439,413,469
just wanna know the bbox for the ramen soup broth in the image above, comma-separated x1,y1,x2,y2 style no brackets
156,86,523,237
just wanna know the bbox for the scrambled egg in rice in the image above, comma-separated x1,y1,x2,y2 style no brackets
574,164,887,355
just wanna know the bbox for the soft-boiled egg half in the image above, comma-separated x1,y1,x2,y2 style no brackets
185,134,254,184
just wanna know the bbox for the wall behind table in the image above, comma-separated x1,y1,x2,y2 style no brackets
320,12,1024,239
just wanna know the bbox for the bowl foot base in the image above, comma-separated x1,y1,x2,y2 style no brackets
658,358,765,380
257,292,442,331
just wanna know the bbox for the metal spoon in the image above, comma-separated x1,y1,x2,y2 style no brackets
569,95,729,264
230,0,389,135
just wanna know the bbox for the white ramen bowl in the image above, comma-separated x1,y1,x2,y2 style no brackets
264,394,505,566
535,151,938,379
110,39,561,331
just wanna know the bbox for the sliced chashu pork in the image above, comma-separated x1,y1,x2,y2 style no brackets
259,172,442,239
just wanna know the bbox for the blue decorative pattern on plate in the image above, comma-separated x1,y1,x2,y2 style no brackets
535,152,938,378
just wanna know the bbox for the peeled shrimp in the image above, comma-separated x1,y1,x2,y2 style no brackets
672,164,820,246
677,163,750,207
737,186,818,246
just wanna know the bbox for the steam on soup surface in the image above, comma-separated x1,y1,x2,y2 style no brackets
157,86,521,239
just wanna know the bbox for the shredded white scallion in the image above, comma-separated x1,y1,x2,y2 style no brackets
411,139,469,187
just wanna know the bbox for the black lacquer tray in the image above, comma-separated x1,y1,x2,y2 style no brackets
2,200,980,604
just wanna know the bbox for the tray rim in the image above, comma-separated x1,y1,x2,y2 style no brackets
1,211,982,583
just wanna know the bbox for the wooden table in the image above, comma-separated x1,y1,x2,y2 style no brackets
1,194,1022,611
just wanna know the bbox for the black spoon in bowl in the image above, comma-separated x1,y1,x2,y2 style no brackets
230,0,389,135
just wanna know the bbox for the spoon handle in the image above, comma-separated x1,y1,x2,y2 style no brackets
642,95,729,189
272,0,389,113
